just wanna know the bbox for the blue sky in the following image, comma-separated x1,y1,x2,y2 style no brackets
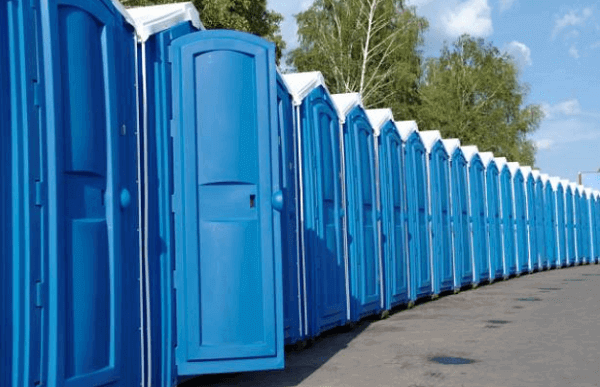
268,0,600,182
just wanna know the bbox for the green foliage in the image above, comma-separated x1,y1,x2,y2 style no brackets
121,0,285,63
417,35,543,165
289,0,428,119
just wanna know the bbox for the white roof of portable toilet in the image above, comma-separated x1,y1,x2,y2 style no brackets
520,166,533,180
366,109,394,136
494,157,508,172
442,138,461,157
541,173,550,186
531,170,541,181
461,145,480,164
395,121,418,142
550,177,561,190
585,187,594,197
331,93,363,123
281,71,329,106
577,185,586,195
595,190,600,199
127,2,203,42
419,130,443,153
479,152,495,168
569,182,579,193
507,162,520,176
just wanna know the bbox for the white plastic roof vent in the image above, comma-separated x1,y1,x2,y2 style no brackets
365,109,394,136
331,93,363,123
395,121,418,142
281,71,328,106
127,2,203,42
507,162,520,176
442,138,461,157
461,145,480,163
479,152,495,168
419,131,442,153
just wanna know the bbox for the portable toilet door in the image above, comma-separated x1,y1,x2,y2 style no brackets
421,131,454,294
169,30,285,375
481,153,503,281
34,1,143,386
522,167,538,271
580,186,591,263
565,183,577,265
462,146,490,284
584,188,595,263
573,184,584,264
275,75,303,346
532,171,548,270
333,93,382,321
554,179,567,267
594,191,600,263
128,6,203,385
398,121,433,301
367,109,409,310
496,158,517,276
444,139,473,288
511,164,530,274
283,72,348,339
543,175,558,268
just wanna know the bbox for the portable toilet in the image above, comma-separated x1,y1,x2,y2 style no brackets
480,152,503,281
420,131,454,294
496,158,517,276
282,72,348,339
398,121,433,301
584,188,596,263
367,109,409,310
462,146,490,284
522,167,538,271
11,1,145,386
443,139,474,289
542,174,558,268
594,191,600,263
579,186,591,263
565,182,577,265
552,178,567,267
333,93,383,321
531,170,547,270
574,184,585,264
510,163,530,274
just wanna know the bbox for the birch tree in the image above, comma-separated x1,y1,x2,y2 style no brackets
289,0,427,119
418,35,543,165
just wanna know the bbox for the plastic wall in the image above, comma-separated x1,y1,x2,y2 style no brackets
450,149,473,287
565,186,577,265
556,184,567,267
468,155,490,283
544,183,558,268
534,177,548,269
485,161,504,280
499,166,517,276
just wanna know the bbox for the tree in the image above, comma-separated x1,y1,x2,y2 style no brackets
289,0,428,119
417,35,543,165
121,0,286,63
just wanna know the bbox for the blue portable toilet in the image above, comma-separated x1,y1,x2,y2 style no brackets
367,109,410,310
580,186,592,263
532,170,548,270
128,5,204,385
593,190,600,263
462,146,490,284
565,182,577,265
10,1,144,386
443,139,474,288
480,152,503,281
495,157,517,276
420,131,454,294
584,188,596,264
397,121,433,301
552,178,568,267
168,29,286,376
332,93,383,321
509,163,530,274
522,167,538,271
574,184,585,264
542,174,559,268
283,72,349,339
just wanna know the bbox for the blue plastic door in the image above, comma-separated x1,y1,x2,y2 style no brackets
470,160,489,283
535,180,547,269
431,147,453,293
39,1,140,386
526,178,538,270
513,174,529,273
486,167,503,279
544,186,557,267
170,31,284,375
500,170,517,275
565,188,576,265
451,153,473,287
556,187,567,266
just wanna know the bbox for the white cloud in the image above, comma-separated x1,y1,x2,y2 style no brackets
503,41,532,68
499,0,516,13
535,139,555,150
552,7,594,39
541,99,582,120
568,45,580,59
441,0,493,38
591,41,600,49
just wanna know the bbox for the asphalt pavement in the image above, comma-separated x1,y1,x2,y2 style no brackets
181,263,600,387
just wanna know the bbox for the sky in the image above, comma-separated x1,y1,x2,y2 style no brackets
267,0,600,183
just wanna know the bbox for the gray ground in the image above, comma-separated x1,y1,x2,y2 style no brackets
182,264,600,387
